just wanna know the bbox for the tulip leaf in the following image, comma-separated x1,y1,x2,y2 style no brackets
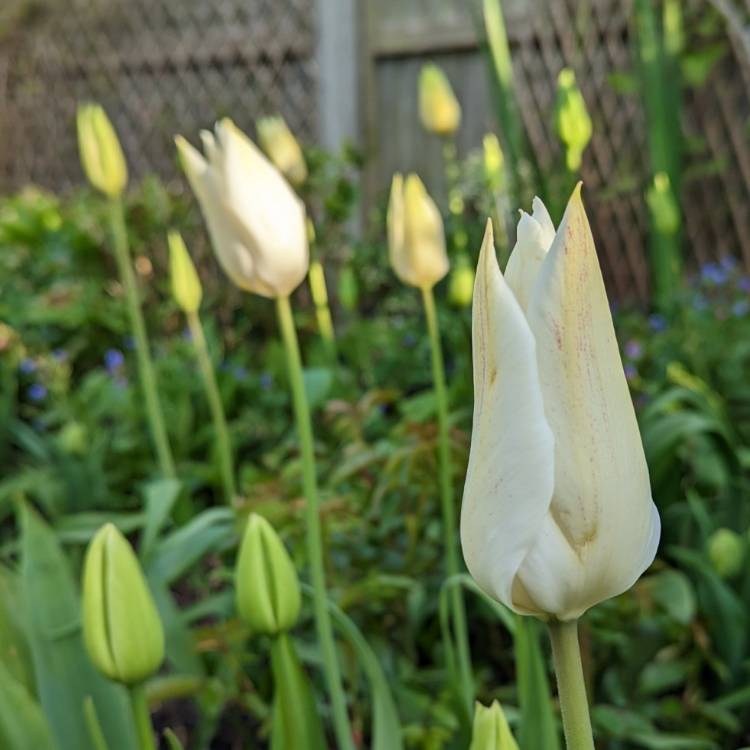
18,502,138,750
139,478,182,563
163,729,186,750
0,661,57,750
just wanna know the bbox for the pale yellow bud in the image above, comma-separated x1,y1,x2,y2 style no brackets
419,64,461,136
76,104,128,197
168,231,203,314
257,115,308,186
470,701,519,750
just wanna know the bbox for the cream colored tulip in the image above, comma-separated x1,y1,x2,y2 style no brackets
175,119,308,299
76,104,128,198
461,186,660,621
257,115,308,186
419,64,461,136
387,173,449,289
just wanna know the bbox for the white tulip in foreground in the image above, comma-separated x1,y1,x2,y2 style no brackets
461,186,660,621
175,119,308,299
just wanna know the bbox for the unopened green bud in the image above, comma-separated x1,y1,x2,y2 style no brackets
554,68,592,172
419,64,461,136
82,524,164,685
483,133,505,192
337,264,359,312
707,528,745,579
646,172,681,236
470,701,519,750
76,104,128,197
449,255,475,307
57,421,88,456
235,514,301,635
168,231,202,314
257,115,308,186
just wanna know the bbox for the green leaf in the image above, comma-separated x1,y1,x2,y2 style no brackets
19,502,137,750
139,478,182,563
163,729,186,750
0,661,57,750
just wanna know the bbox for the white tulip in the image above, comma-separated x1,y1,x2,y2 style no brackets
461,187,660,621
175,119,308,299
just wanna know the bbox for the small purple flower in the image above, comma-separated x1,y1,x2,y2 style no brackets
51,348,68,362
232,365,248,382
624,339,643,360
648,314,667,332
738,277,750,293
701,262,728,286
27,383,47,401
104,348,125,372
259,372,273,390
19,358,37,374
624,363,638,382
720,256,737,272
732,300,749,317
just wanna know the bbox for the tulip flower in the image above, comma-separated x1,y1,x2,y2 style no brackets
175,119,309,299
387,173,449,290
82,524,164,685
235,514,301,636
76,104,128,198
707,528,745,579
257,115,308,186
419,64,461,136
554,68,592,172
470,701,519,750
168,230,202,315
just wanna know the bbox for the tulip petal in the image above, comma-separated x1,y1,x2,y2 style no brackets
524,186,660,618
460,220,555,611
504,197,556,312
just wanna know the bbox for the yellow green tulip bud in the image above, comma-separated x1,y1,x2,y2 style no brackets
419,64,461,136
483,133,505,192
82,524,164,685
337,264,359,311
449,255,475,307
707,528,745,579
235,514,301,635
168,231,203,314
76,103,128,197
554,68,592,172
470,701,519,750
57,420,88,456
257,115,308,187
646,172,680,236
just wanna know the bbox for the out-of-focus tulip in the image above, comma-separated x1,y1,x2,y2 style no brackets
419,64,461,136
449,255,475,307
82,524,164,685
387,173,449,289
707,528,745,579
646,172,680,236
483,133,505,192
470,701,519,750
257,115,308,187
175,119,308,299
235,514,301,636
554,68,592,171
168,231,202,314
461,186,660,621
76,104,128,197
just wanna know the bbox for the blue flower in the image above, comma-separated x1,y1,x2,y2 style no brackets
232,365,248,382
52,348,68,362
732,300,749,317
720,256,737,272
27,383,47,402
19,358,37,374
624,339,643,360
104,348,125,372
624,363,638,382
738,277,750,293
648,314,667,332
701,262,728,285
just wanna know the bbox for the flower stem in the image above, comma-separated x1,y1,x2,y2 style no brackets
421,286,473,718
308,259,337,363
547,619,595,750
186,311,236,504
108,198,175,478
129,684,156,750
275,294,354,750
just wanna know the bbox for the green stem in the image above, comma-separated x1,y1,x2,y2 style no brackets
129,684,157,750
186,311,236,503
421,286,473,718
108,198,175,478
275,295,354,750
547,619,595,750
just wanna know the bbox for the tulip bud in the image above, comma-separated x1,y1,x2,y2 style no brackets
82,524,164,685
168,231,203,314
337,264,359,311
707,528,745,579
483,133,505,192
461,187,660,621
470,701,519,750
419,64,461,136
176,118,309,299
76,104,128,197
449,255,475,307
235,514,301,636
554,68,592,172
257,115,308,187
646,172,680,236
57,420,88,456
387,173,449,290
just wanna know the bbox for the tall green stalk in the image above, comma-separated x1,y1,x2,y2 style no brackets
421,286,473,718
275,295,354,750
109,198,175,478
129,685,157,750
186,311,236,503
548,620,595,750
